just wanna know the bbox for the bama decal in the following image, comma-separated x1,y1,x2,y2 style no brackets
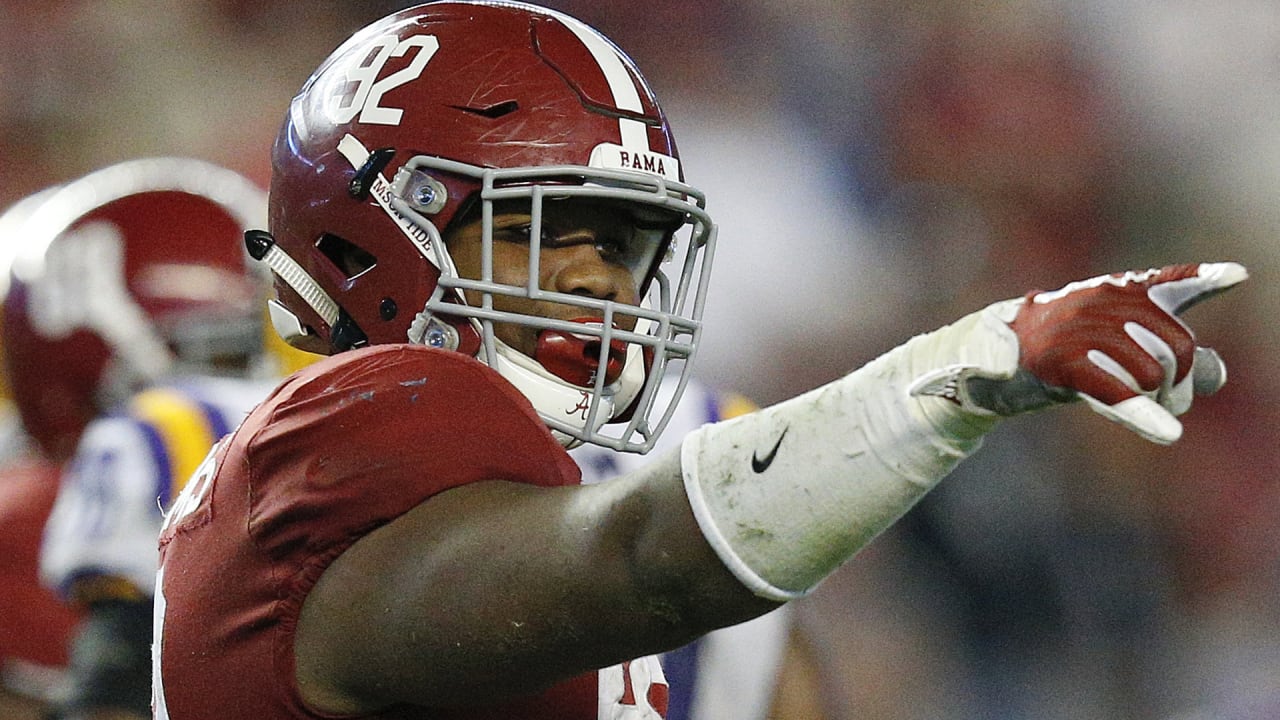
589,143,681,183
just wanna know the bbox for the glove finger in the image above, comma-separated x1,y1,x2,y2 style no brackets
1081,393,1183,445
1086,349,1145,396
1164,371,1194,416
1192,346,1227,396
1088,336,1192,415
1146,262,1249,316
1124,321,1179,394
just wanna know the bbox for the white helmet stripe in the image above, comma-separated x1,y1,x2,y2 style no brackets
555,14,651,152
617,118,650,152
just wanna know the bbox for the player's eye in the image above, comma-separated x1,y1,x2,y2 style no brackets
494,222,550,245
592,236,628,263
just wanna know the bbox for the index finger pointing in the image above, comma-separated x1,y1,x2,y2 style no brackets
1147,262,1249,315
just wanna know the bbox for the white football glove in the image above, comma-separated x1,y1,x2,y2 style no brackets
913,262,1247,445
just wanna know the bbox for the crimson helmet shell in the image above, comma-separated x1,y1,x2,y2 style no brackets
1,159,266,460
268,0,683,351
262,1,714,452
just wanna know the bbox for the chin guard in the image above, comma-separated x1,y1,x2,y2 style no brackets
534,319,627,387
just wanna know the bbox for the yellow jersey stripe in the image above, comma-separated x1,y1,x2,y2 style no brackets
128,388,218,498
717,391,758,421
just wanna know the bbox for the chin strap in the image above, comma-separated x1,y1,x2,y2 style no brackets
489,339,618,448
244,230,340,335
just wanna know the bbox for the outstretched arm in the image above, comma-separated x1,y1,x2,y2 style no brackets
684,262,1246,599
296,262,1246,713
296,447,777,713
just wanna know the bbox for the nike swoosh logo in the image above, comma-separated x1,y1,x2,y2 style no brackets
751,426,790,473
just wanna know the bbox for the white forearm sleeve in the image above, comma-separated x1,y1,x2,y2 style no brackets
681,304,1020,601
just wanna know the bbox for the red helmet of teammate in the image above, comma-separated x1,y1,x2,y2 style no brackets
257,0,716,452
0,158,267,461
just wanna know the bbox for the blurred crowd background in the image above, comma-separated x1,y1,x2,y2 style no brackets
1,1,1277,718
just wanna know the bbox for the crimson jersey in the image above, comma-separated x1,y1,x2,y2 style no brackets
153,344,669,719
0,456,79,704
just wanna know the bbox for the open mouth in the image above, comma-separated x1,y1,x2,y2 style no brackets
535,318,628,387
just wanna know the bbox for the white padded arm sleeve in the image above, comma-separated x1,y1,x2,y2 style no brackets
681,302,1021,601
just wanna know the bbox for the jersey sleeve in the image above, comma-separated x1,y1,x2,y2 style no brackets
209,344,579,586
154,346,584,719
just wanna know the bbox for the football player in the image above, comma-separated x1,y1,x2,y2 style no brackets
152,3,1247,719
2,158,289,720
0,190,82,720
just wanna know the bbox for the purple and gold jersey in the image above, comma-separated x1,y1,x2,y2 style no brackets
39,374,278,603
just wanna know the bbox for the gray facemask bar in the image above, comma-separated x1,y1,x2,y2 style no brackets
388,154,716,452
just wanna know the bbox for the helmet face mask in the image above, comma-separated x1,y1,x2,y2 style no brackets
422,154,714,451
263,1,718,452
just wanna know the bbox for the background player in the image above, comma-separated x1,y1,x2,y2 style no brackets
0,189,84,720
153,3,1247,719
1,158,292,720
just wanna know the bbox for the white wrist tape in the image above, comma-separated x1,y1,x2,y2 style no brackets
681,303,1020,601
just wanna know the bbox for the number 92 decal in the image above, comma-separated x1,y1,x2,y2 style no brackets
332,34,439,126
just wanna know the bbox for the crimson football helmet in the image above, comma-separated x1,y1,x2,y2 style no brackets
257,0,716,452
0,158,268,461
